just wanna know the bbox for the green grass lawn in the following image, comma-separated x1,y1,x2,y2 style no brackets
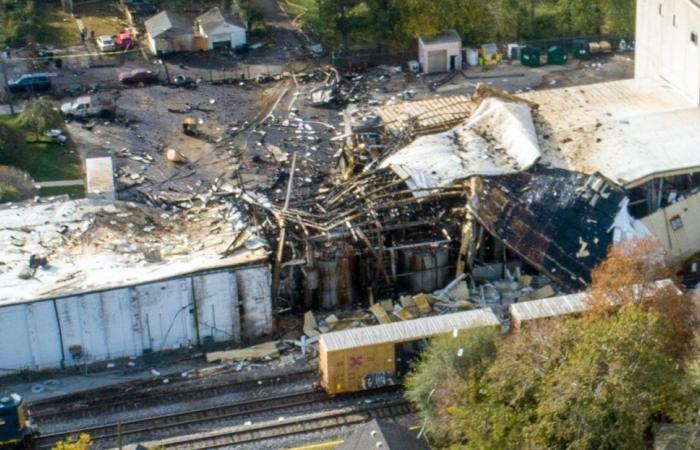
0,115,82,183
39,185,85,199
76,1,128,37
0,4,81,48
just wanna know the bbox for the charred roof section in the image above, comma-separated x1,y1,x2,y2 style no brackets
469,167,627,291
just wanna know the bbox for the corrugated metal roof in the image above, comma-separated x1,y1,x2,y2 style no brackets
509,292,588,323
377,95,471,135
320,309,499,352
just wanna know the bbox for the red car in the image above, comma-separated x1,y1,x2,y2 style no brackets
118,68,158,85
115,32,133,50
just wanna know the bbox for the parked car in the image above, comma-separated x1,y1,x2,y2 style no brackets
96,35,116,52
7,73,51,93
60,96,115,119
118,68,158,85
115,32,134,50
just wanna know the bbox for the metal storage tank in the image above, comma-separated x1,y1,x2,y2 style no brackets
317,254,358,309
398,247,450,294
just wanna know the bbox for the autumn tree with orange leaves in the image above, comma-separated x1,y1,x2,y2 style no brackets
406,238,699,449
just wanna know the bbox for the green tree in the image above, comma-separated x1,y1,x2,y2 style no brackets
0,165,34,203
406,240,697,449
404,327,498,446
0,122,24,166
17,98,63,141
316,0,364,52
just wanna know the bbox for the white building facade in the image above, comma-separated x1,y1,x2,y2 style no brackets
636,0,700,104
0,265,272,372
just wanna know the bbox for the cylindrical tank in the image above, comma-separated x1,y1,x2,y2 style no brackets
317,254,357,309
465,48,479,66
398,247,450,294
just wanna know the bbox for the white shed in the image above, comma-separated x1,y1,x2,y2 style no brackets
144,10,194,55
418,29,462,74
196,6,247,50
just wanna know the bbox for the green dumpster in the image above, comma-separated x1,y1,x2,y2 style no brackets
547,46,568,65
572,39,591,59
520,46,541,67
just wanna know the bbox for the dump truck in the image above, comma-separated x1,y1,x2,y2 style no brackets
60,96,115,119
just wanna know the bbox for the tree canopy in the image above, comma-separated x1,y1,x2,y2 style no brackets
310,0,635,51
17,98,63,141
406,238,699,449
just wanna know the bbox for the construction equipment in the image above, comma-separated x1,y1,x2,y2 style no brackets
479,43,502,65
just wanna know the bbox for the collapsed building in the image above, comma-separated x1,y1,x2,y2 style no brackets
0,198,272,372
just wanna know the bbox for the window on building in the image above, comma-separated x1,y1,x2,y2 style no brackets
670,215,684,231
673,15,677,27
659,3,663,15
692,32,698,45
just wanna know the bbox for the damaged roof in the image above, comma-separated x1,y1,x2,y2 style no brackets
521,78,700,188
379,97,540,195
468,167,648,291
0,198,267,305
145,10,193,38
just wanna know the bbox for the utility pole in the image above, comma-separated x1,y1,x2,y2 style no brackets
1,58,15,115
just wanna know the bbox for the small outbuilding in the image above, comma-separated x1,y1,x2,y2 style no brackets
196,7,247,51
418,29,462,74
144,10,194,55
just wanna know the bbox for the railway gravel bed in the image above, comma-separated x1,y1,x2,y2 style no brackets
36,387,405,449
31,367,317,424
155,399,414,449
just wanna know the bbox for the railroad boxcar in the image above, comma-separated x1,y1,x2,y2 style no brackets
319,309,500,395
0,393,39,449
508,279,681,330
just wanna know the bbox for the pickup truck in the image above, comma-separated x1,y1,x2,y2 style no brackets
60,96,115,119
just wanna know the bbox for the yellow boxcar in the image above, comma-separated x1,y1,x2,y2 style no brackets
319,309,500,395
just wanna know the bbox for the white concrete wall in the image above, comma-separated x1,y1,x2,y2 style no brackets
636,0,700,104
0,265,270,372
204,24,246,50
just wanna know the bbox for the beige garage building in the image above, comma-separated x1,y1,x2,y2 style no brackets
418,29,462,74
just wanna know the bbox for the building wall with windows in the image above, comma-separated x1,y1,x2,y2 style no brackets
636,0,700,104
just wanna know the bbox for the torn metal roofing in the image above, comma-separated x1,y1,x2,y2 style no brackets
380,98,540,195
468,168,648,291
320,308,499,352
521,78,700,188
376,95,472,135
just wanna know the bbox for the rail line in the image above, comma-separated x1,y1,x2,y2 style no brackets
161,400,414,449
35,388,406,449
34,388,332,449
31,368,318,423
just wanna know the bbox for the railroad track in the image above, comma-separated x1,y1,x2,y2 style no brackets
35,388,329,449
161,400,414,449
31,368,318,423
